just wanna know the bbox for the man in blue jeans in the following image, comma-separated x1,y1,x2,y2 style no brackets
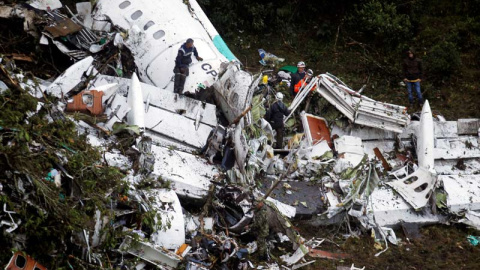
403,50,423,107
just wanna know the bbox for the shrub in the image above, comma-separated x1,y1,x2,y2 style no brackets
348,0,412,49
425,41,461,79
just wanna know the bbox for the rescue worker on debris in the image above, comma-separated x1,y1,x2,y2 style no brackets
403,49,423,107
293,68,315,94
265,92,291,149
173,38,203,95
290,61,306,96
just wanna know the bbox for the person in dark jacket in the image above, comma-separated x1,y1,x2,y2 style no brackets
403,50,423,106
265,92,291,149
173,38,203,95
290,61,306,96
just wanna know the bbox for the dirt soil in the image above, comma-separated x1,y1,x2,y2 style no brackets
292,222,479,270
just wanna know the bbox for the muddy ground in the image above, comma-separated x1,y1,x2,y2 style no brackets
1,15,479,270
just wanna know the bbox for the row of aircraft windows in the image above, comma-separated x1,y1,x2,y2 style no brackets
119,1,165,40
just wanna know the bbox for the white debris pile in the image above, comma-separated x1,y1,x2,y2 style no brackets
0,0,479,269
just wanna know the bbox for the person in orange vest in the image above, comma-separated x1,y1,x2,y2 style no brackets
293,69,315,93
290,61,306,96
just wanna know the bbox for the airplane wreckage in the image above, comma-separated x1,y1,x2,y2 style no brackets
0,0,480,269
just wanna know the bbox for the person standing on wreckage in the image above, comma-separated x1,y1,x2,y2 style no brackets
403,49,424,107
173,38,203,95
265,92,291,149
290,61,306,96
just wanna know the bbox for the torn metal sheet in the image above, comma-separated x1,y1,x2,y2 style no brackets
66,90,104,115
440,175,480,214
457,119,480,135
280,245,309,265
184,214,214,232
49,39,90,60
435,159,480,175
213,62,255,123
28,0,62,11
1,203,22,233
103,94,131,130
265,196,297,219
333,135,365,173
144,105,213,149
76,2,93,29
435,137,480,160
459,210,480,230
46,56,94,98
150,144,217,200
119,236,182,268
366,186,445,227
5,251,47,270
94,0,234,94
144,189,185,250
286,77,319,122
44,18,82,38
300,112,332,147
234,121,249,177
316,74,409,133
90,75,217,127
386,167,436,210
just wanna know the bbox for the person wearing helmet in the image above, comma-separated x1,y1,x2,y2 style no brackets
264,92,291,149
290,61,306,96
293,69,316,93
173,38,203,95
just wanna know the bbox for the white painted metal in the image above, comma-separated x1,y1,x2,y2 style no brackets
213,62,255,123
28,0,62,10
315,74,409,133
90,75,217,127
386,101,437,210
126,73,145,128
94,0,234,94
150,145,217,200
417,100,435,171
440,175,480,214
285,77,319,122
457,119,480,135
119,236,181,268
386,167,436,210
144,105,212,149
333,136,365,171
144,189,185,250
367,186,445,227
46,56,94,98
435,137,480,160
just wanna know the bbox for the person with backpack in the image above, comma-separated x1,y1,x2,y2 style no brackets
265,92,291,149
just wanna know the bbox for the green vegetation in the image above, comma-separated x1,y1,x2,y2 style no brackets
0,82,126,267
199,0,480,119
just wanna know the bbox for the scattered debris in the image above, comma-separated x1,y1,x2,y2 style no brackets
0,0,479,269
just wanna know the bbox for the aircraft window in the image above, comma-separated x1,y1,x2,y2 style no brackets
153,30,165,39
119,1,131,9
144,21,155,30
231,92,239,105
131,10,143,20
15,255,27,268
